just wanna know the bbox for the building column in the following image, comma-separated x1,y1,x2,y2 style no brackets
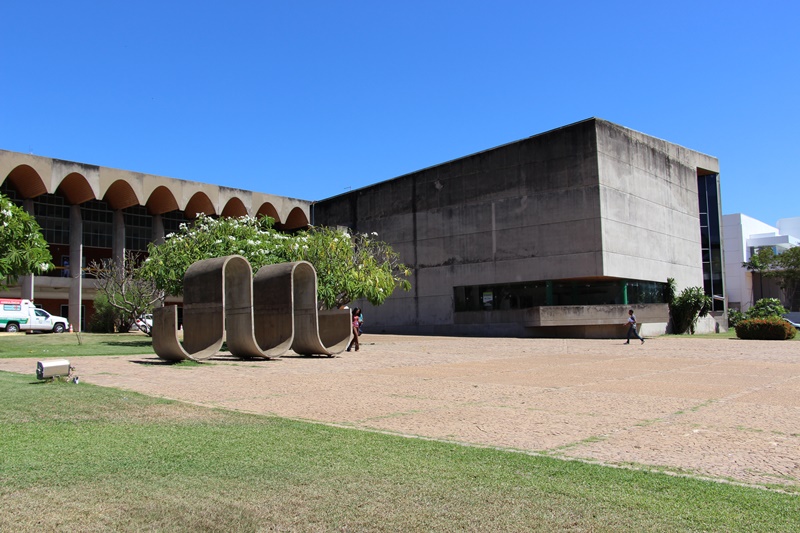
113,209,126,270
20,199,36,300
152,213,165,245
69,204,83,331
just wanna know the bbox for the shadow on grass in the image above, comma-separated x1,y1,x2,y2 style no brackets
103,340,153,347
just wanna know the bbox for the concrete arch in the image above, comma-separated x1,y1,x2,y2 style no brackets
280,206,310,230
256,202,282,224
56,172,96,205
146,186,180,215
0,151,53,197
2,164,48,198
184,191,216,218
221,197,248,218
103,179,141,210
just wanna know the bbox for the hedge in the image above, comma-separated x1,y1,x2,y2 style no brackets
735,318,797,340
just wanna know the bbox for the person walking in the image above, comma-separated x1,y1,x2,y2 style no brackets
346,307,361,352
625,309,645,344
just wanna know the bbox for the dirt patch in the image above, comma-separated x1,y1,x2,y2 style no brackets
2,335,798,489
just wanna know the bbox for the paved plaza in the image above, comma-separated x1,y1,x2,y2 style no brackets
2,335,798,489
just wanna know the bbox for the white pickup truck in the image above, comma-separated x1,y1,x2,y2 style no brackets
1,299,70,333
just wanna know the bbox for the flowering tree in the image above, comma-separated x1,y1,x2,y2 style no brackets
281,226,411,309
141,214,411,309
0,193,53,287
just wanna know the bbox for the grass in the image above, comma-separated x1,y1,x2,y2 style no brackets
0,332,154,358
1,372,798,532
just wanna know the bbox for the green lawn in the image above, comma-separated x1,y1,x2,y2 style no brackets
1,372,797,532
0,332,154,358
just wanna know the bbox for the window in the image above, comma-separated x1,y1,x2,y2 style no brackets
33,194,70,245
82,200,113,249
697,173,724,311
124,205,153,251
454,279,666,312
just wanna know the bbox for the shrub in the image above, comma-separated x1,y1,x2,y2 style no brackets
667,279,712,334
727,309,745,328
87,294,122,333
746,298,787,319
735,317,797,340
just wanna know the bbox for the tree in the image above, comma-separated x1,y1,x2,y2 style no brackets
743,247,774,302
667,278,712,334
744,246,800,311
280,226,411,309
86,251,166,333
0,193,53,287
141,214,411,309
773,247,800,311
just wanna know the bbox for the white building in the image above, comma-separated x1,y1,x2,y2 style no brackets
723,214,800,311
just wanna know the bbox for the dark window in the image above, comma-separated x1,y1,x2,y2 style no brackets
454,279,665,312
124,205,153,251
82,200,113,249
33,194,70,245
697,173,724,311
162,210,187,236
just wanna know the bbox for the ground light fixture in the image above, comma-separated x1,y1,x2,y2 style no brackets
36,359,77,382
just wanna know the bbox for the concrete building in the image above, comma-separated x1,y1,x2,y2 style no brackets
313,118,724,337
723,214,800,311
2,118,724,337
0,150,311,330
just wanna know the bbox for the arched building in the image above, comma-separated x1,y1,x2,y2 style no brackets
0,150,310,330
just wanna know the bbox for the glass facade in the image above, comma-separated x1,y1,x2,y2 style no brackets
124,205,153,251
163,210,187,236
697,173,724,311
0,180,22,205
34,194,71,246
454,279,668,312
80,200,114,249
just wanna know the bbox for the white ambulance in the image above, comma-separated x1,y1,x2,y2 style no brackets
0,299,70,333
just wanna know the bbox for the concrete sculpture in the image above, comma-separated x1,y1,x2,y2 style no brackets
153,256,352,361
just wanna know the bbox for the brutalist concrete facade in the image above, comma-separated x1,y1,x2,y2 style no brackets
313,118,721,337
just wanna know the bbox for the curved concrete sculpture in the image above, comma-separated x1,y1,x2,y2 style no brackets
254,262,352,356
153,255,252,362
153,256,352,361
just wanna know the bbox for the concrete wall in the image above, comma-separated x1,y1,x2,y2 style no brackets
315,118,718,337
595,121,714,291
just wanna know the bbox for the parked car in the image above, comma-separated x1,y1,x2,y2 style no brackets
135,314,153,334
1,299,70,333
783,317,800,330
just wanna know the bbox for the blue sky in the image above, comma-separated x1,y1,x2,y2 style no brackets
2,1,797,224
